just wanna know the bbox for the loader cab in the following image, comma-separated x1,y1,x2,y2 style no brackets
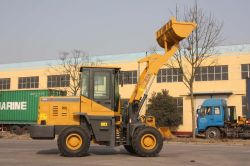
80,66,120,112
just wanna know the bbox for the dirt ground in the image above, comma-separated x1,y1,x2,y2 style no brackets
168,136,250,146
0,131,31,140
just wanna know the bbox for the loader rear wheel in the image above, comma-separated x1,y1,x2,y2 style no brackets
132,126,163,157
57,127,90,157
205,127,221,139
123,145,136,154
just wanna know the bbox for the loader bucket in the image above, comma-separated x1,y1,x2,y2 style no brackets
156,17,196,50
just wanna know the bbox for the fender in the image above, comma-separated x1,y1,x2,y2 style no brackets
74,112,91,125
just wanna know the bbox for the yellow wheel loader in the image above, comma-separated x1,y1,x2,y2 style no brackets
30,17,196,157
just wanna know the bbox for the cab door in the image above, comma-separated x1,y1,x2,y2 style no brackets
92,70,114,110
212,106,224,126
197,106,213,131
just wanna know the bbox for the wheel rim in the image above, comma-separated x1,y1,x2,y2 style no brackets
208,131,217,138
66,133,83,150
141,134,157,150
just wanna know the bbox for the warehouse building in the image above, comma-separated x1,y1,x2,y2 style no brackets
1,44,250,134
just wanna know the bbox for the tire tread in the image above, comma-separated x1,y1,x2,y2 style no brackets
57,126,90,157
132,126,163,157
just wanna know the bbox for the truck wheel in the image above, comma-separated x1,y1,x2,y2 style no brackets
132,126,163,157
123,145,136,154
57,126,90,157
243,129,250,138
10,125,22,135
205,127,221,139
22,125,30,134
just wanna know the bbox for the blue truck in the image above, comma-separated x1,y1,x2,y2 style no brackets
196,98,250,139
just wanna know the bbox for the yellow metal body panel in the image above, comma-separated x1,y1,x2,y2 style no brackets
80,96,122,125
80,96,117,116
38,97,80,125
38,96,121,126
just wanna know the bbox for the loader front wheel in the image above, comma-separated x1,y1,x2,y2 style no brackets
132,126,163,157
57,127,90,157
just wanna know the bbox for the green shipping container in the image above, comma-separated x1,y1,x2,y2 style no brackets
0,89,66,124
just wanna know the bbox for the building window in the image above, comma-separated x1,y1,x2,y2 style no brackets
195,65,228,81
157,68,183,83
242,96,247,116
120,70,137,84
18,76,39,89
47,75,70,88
0,78,10,90
174,97,183,124
241,64,250,79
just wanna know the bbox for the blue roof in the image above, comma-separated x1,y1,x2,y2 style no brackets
202,98,227,107
1,44,250,71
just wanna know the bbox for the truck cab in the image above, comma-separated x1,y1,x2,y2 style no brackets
196,98,237,138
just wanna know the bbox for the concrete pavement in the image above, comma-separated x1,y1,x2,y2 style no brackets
0,139,249,166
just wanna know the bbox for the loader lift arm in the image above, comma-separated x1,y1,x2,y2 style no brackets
128,17,196,120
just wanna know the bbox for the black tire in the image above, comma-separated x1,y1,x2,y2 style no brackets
10,125,22,135
123,145,136,154
132,126,163,157
22,125,30,134
243,129,250,139
57,126,90,157
205,127,221,139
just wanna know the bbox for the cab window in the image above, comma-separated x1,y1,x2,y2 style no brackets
206,107,212,115
94,72,110,99
214,107,221,115
81,69,89,97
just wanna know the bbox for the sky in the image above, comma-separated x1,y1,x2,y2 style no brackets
0,0,249,64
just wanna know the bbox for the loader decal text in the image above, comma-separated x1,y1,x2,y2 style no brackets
100,122,108,127
0,102,27,110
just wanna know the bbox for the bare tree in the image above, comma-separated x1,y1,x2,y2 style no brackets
169,1,223,138
49,50,102,96
147,46,159,55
